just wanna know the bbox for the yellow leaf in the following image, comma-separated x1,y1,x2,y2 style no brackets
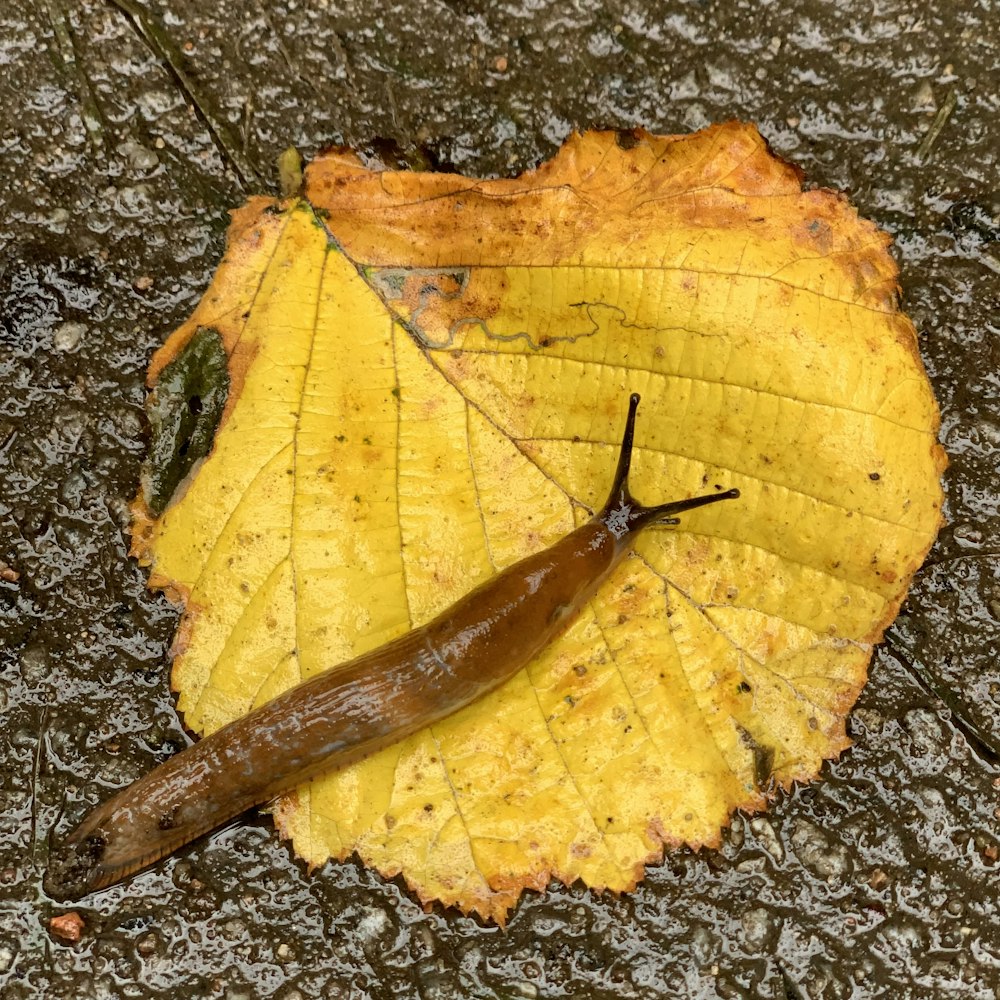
133,123,944,923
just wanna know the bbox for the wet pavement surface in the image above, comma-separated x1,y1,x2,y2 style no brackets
1,1,999,997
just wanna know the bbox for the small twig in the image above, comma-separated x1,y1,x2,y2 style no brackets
915,86,958,163
385,76,400,131
0,426,17,460
254,1,311,92
882,630,1000,768
42,0,105,146
31,707,50,867
327,29,359,100
240,93,255,160
778,963,808,1000
105,0,260,190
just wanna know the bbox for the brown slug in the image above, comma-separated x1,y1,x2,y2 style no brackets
45,392,738,901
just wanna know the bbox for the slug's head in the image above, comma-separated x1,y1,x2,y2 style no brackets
599,392,739,541
45,832,110,902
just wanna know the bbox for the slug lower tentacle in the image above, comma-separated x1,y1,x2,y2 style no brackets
45,392,739,901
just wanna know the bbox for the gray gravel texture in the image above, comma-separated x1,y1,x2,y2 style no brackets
2,1,999,998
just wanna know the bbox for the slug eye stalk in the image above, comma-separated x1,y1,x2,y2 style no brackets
600,392,740,539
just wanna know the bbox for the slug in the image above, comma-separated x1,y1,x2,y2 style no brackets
45,393,738,901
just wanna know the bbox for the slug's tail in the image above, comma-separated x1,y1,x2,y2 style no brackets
601,392,739,539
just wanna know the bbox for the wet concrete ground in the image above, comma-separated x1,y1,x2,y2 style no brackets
2,1,999,997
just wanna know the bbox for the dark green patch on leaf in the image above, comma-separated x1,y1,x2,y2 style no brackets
142,326,229,516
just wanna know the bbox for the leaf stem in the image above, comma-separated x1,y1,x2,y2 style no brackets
915,87,958,164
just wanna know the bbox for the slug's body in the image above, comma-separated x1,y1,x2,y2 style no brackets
46,393,738,900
